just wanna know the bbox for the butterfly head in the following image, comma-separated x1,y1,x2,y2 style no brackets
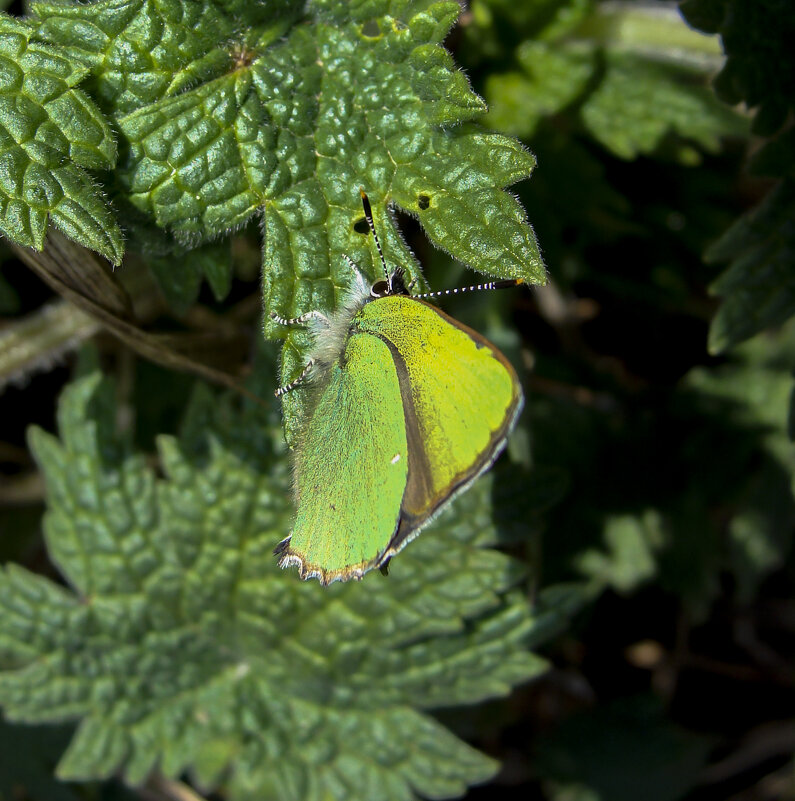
369,267,411,300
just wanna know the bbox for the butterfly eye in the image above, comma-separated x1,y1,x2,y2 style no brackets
371,279,390,297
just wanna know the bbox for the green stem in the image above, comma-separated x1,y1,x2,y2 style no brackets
0,300,99,391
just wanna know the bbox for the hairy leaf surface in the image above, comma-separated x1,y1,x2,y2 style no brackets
0,13,121,262
29,0,543,437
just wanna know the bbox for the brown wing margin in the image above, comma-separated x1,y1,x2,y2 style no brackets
371,316,524,567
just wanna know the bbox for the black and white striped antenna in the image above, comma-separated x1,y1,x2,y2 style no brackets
414,278,524,300
358,190,524,300
359,190,391,287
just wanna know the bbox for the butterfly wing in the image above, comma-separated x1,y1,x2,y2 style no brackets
355,295,523,555
277,332,409,585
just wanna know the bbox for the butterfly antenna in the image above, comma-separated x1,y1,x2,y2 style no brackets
414,278,524,301
360,190,391,288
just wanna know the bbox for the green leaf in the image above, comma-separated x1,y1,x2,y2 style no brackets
483,6,744,162
574,510,666,594
707,179,795,353
148,239,233,313
0,13,122,263
484,41,595,139
579,52,746,162
686,325,795,601
678,3,795,361
30,0,302,114
0,371,557,801
108,2,542,277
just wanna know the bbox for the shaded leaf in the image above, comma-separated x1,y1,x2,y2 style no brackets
579,52,745,162
707,179,795,353
686,325,795,600
482,1,742,161
680,0,795,135
484,41,594,139
148,239,233,314
574,510,666,594
0,371,560,801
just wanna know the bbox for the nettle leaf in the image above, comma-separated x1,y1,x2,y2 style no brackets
686,325,795,601
74,0,543,435
0,13,122,263
31,0,542,434
707,179,795,353
679,2,795,357
535,696,712,801
30,0,302,115
0,372,553,801
484,40,595,139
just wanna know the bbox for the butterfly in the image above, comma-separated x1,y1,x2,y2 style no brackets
271,191,524,585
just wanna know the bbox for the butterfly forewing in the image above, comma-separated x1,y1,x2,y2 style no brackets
355,296,523,535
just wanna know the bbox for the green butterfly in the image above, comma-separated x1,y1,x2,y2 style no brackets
272,192,524,585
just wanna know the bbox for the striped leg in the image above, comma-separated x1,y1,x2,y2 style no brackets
274,359,316,397
269,310,329,327
342,253,358,271
270,309,327,397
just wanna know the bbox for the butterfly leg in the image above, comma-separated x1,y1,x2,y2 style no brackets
274,358,316,397
269,310,330,327
342,253,359,272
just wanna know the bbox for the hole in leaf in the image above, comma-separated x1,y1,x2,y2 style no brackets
354,217,369,234
417,194,430,210
360,19,381,38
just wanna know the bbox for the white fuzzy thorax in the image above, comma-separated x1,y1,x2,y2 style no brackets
304,267,372,379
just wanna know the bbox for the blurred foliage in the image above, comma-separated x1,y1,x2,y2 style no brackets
0,2,794,801
535,696,714,801
680,0,795,356
679,0,795,133
481,0,743,161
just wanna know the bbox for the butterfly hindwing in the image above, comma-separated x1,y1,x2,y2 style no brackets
282,333,409,584
355,295,522,537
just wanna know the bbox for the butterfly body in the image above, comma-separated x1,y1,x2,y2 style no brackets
274,267,524,585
